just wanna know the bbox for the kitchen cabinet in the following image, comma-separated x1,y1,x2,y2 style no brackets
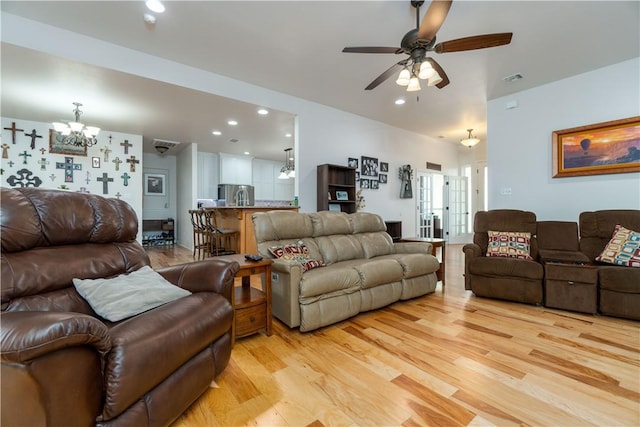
252,158,294,200
219,153,252,185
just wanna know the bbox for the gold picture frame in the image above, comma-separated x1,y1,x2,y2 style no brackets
49,129,88,156
552,116,640,178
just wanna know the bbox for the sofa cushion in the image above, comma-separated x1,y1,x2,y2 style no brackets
268,240,325,272
315,235,364,264
598,265,640,292
486,231,533,260
595,225,640,267
299,264,361,298
391,253,440,278
310,211,352,237
356,232,394,258
73,266,191,322
470,257,543,280
350,212,387,233
353,259,404,289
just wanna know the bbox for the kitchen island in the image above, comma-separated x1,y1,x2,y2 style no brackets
207,206,300,254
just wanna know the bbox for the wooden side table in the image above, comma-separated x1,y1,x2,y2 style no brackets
218,254,273,345
398,237,446,286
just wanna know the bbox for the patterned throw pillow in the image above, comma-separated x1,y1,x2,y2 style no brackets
595,225,640,267
268,240,325,272
486,231,533,260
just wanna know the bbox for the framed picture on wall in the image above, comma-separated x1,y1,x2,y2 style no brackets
379,173,387,184
144,173,166,196
361,156,378,177
380,162,389,172
92,157,100,168
49,129,87,156
552,116,640,178
348,157,359,169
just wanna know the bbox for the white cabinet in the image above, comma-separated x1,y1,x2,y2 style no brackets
219,152,253,185
197,152,219,199
252,158,294,201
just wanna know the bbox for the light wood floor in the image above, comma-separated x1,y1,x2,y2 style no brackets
145,244,640,427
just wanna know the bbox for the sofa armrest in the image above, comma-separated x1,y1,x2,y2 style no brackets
155,259,239,301
1,311,111,363
269,259,305,328
462,243,482,290
393,242,433,254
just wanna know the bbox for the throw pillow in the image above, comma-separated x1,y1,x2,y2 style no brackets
595,225,640,267
486,230,533,260
268,240,325,272
73,265,192,322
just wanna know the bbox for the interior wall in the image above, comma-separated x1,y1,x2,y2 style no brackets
176,143,198,250
142,152,177,227
3,13,462,238
487,58,640,222
1,116,144,241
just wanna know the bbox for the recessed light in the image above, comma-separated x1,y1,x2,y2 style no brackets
145,0,165,13
257,108,269,115
285,133,292,138
394,98,406,105
143,13,156,24
227,120,238,126
244,151,250,155
212,130,222,136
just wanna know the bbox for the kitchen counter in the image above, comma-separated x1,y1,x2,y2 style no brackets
207,206,299,254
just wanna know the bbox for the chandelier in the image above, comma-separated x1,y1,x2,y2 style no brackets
278,148,295,179
460,129,480,148
52,102,100,147
395,56,442,92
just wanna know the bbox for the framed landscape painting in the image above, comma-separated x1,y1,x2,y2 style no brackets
552,116,640,178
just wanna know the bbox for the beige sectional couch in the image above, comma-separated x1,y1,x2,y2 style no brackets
252,210,440,332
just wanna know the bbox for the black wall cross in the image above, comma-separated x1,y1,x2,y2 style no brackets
3,122,24,144
56,156,82,183
120,139,132,154
97,173,114,194
18,151,32,164
25,129,42,150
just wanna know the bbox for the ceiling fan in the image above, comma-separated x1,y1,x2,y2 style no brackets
342,0,513,91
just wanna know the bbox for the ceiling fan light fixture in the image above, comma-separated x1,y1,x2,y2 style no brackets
427,73,443,87
418,61,436,80
396,68,411,86
406,76,421,92
460,128,480,148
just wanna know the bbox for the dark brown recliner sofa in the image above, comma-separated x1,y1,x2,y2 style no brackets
1,187,239,427
463,209,544,304
579,209,640,321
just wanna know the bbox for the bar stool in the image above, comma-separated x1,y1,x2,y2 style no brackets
189,209,209,259
207,209,239,256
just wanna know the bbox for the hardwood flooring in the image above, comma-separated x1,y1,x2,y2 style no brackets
145,244,640,427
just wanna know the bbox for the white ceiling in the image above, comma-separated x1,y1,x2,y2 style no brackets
1,1,638,160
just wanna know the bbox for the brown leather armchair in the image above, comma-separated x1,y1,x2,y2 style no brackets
463,210,544,304
1,187,239,427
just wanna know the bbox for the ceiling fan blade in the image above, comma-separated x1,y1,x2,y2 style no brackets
424,57,450,89
342,47,401,54
365,60,407,91
434,32,513,53
418,0,453,41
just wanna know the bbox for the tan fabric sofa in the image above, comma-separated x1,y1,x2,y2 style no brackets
252,210,439,332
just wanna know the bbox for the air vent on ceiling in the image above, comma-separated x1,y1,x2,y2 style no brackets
228,138,239,143
502,73,523,83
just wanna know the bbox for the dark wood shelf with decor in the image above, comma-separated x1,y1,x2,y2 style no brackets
142,218,175,246
384,221,402,242
317,164,357,213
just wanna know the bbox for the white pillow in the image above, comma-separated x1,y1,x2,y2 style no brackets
73,265,191,322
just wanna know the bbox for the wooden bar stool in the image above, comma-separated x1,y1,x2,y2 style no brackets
208,209,239,256
189,209,209,259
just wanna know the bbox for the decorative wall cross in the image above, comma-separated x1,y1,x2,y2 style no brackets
49,174,56,181
39,147,47,155
121,172,131,186
25,129,42,150
101,146,112,162
120,139,132,154
77,187,90,194
2,144,9,158
19,151,32,164
108,134,113,144
6,168,42,188
112,157,122,171
126,155,140,172
97,173,114,194
37,158,50,171
8,161,15,167
85,171,91,185
56,156,82,183
114,192,122,199
3,122,24,144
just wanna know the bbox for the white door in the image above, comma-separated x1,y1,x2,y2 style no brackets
447,175,470,244
416,172,445,238
142,167,171,219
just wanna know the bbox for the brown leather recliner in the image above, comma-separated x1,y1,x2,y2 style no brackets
463,209,544,304
579,209,640,320
1,187,239,427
